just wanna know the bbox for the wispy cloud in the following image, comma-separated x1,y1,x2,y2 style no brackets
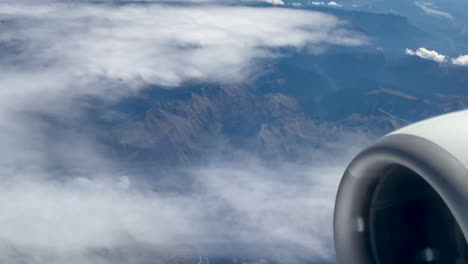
414,1,454,21
405,47,447,63
0,2,365,89
0,148,368,263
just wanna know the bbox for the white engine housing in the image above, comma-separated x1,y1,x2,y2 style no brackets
334,110,468,264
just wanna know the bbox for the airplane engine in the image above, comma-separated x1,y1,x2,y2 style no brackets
334,110,468,264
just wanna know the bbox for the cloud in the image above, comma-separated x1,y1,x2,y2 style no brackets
452,55,468,66
0,145,368,263
0,2,365,91
260,0,285,4
328,1,342,7
405,47,447,63
310,2,343,7
414,2,454,21
405,49,468,67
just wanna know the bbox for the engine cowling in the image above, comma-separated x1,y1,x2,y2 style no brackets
334,110,468,264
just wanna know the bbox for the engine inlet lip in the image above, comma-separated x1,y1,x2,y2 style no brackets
333,133,468,264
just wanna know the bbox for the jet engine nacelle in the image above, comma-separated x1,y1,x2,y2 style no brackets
334,110,468,264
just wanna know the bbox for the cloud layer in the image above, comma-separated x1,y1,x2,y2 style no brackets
0,2,365,89
0,147,368,263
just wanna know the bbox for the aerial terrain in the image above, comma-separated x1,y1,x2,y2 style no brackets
0,0,467,263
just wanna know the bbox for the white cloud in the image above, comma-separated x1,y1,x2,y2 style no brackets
328,1,342,7
312,1,325,5
452,55,468,66
0,147,367,263
0,2,365,90
405,47,447,63
263,0,285,4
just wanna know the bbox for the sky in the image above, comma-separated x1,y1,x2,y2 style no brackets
0,1,370,263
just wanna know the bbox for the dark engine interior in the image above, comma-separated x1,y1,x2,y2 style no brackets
369,165,468,264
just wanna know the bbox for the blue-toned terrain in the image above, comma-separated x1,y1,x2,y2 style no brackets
1,0,468,263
